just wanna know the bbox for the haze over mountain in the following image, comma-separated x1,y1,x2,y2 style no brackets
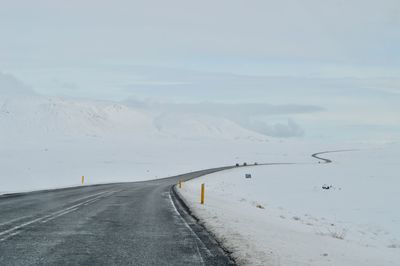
1,72,328,141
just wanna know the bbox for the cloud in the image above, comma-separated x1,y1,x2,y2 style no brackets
125,100,323,137
124,100,323,116
241,118,304,138
1,0,399,71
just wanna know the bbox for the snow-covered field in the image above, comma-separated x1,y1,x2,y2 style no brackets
0,86,325,194
0,95,260,193
179,145,400,265
1,73,354,194
2,71,399,265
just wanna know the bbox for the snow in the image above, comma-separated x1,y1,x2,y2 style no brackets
179,145,400,265
0,92,309,193
1,76,399,265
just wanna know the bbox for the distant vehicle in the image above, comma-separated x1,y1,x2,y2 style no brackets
322,185,332,190
243,162,247,166
235,163,240,167
254,162,258,165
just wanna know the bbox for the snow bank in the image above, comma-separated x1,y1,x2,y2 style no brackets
179,145,400,265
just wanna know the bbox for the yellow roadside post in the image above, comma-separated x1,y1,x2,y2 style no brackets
81,175,84,185
178,180,182,189
201,183,205,204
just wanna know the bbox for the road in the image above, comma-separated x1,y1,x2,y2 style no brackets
0,167,235,265
312,149,357,163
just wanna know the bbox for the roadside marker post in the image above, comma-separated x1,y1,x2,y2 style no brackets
81,175,84,185
178,180,182,189
201,183,205,205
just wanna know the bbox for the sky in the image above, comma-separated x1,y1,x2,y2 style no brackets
1,0,400,74
0,0,399,142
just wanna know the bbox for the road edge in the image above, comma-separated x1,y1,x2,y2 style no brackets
170,184,238,265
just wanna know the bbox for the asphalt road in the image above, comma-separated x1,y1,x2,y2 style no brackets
0,167,235,265
312,149,356,163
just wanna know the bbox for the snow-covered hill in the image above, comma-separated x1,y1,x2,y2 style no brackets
0,93,270,142
0,72,36,96
0,89,276,193
0,95,153,140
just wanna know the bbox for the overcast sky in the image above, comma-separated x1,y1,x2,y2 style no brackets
1,0,399,142
1,0,400,76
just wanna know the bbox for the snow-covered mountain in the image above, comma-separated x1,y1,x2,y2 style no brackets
0,91,274,193
1,74,309,193
0,93,269,142
0,72,36,96
0,95,152,139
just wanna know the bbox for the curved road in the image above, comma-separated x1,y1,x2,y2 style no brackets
311,149,356,163
0,167,235,265
0,150,356,265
